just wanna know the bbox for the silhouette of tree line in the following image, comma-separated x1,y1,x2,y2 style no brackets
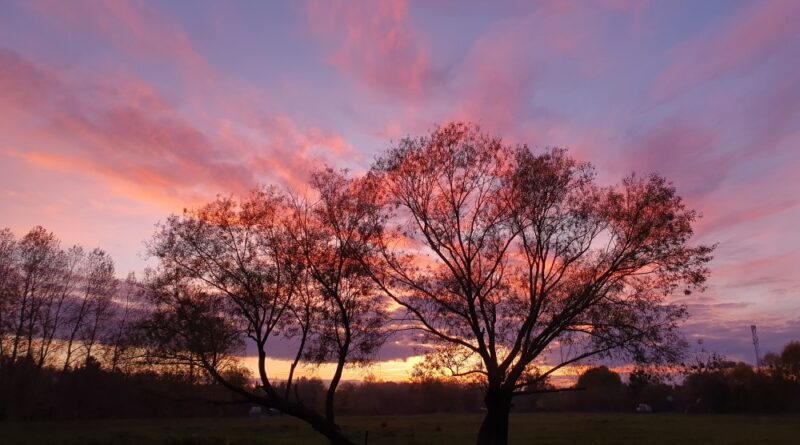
0,356,249,420
533,344,800,413
2,342,798,421
0,122,738,445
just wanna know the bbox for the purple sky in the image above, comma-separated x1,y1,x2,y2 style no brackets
1,0,798,373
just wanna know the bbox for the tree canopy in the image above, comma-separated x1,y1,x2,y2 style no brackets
367,122,713,444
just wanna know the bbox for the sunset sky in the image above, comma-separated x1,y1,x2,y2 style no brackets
1,0,798,379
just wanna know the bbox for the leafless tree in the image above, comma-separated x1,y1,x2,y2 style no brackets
107,272,142,373
35,245,82,368
80,250,116,363
0,228,123,369
63,248,116,369
368,122,714,445
0,228,19,359
9,226,66,364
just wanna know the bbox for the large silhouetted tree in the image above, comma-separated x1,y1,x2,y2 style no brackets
368,122,714,445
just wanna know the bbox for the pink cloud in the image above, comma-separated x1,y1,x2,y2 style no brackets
244,115,358,191
696,173,800,240
707,252,800,306
306,0,435,100
450,25,541,134
0,49,354,210
443,2,637,136
651,0,800,102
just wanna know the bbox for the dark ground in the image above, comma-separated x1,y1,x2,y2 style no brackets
1,413,798,445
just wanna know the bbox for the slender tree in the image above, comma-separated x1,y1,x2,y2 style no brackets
281,268,319,402
368,122,714,445
0,228,19,359
35,245,82,368
80,250,116,363
63,248,116,369
107,272,141,373
288,168,389,423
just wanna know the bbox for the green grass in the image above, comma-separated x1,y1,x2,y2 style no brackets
1,413,798,445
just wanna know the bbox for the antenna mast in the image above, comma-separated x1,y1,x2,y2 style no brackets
751,325,761,368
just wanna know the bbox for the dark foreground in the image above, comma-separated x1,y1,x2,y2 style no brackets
1,413,798,445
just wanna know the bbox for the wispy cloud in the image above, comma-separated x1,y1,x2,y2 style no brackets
0,49,354,209
650,0,800,103
27,0,211,80
306,0,437,101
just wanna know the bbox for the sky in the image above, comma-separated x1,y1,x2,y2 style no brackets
1,0,799,380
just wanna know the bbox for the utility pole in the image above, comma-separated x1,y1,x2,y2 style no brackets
751,325,761,368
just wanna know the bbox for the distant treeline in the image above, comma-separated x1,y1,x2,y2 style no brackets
0,356,249,420
534,343,800,414
0,226,143,372
295,343,800,415
2,340,798,420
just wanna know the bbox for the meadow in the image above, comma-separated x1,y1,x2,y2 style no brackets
1,413,798,445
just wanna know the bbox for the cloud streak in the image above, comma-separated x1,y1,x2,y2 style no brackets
0,48,354,209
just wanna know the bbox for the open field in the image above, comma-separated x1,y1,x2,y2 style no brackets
1,413,798,445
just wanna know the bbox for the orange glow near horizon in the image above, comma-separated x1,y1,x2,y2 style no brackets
237,355,648,387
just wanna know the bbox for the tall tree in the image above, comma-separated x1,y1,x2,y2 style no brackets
288,168,389,423
144,185,387,445
10,226,65,363
35,245,82,368
79,249,116,363
107,272,141,373
63,248,117,369
369,122,713,445
0,228,19,359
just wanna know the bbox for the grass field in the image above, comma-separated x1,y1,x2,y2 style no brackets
1,413,798,445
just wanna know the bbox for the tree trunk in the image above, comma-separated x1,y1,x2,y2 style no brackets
306,416,355,445
476,391,512,445
207,354,358,445
266,382,356,445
